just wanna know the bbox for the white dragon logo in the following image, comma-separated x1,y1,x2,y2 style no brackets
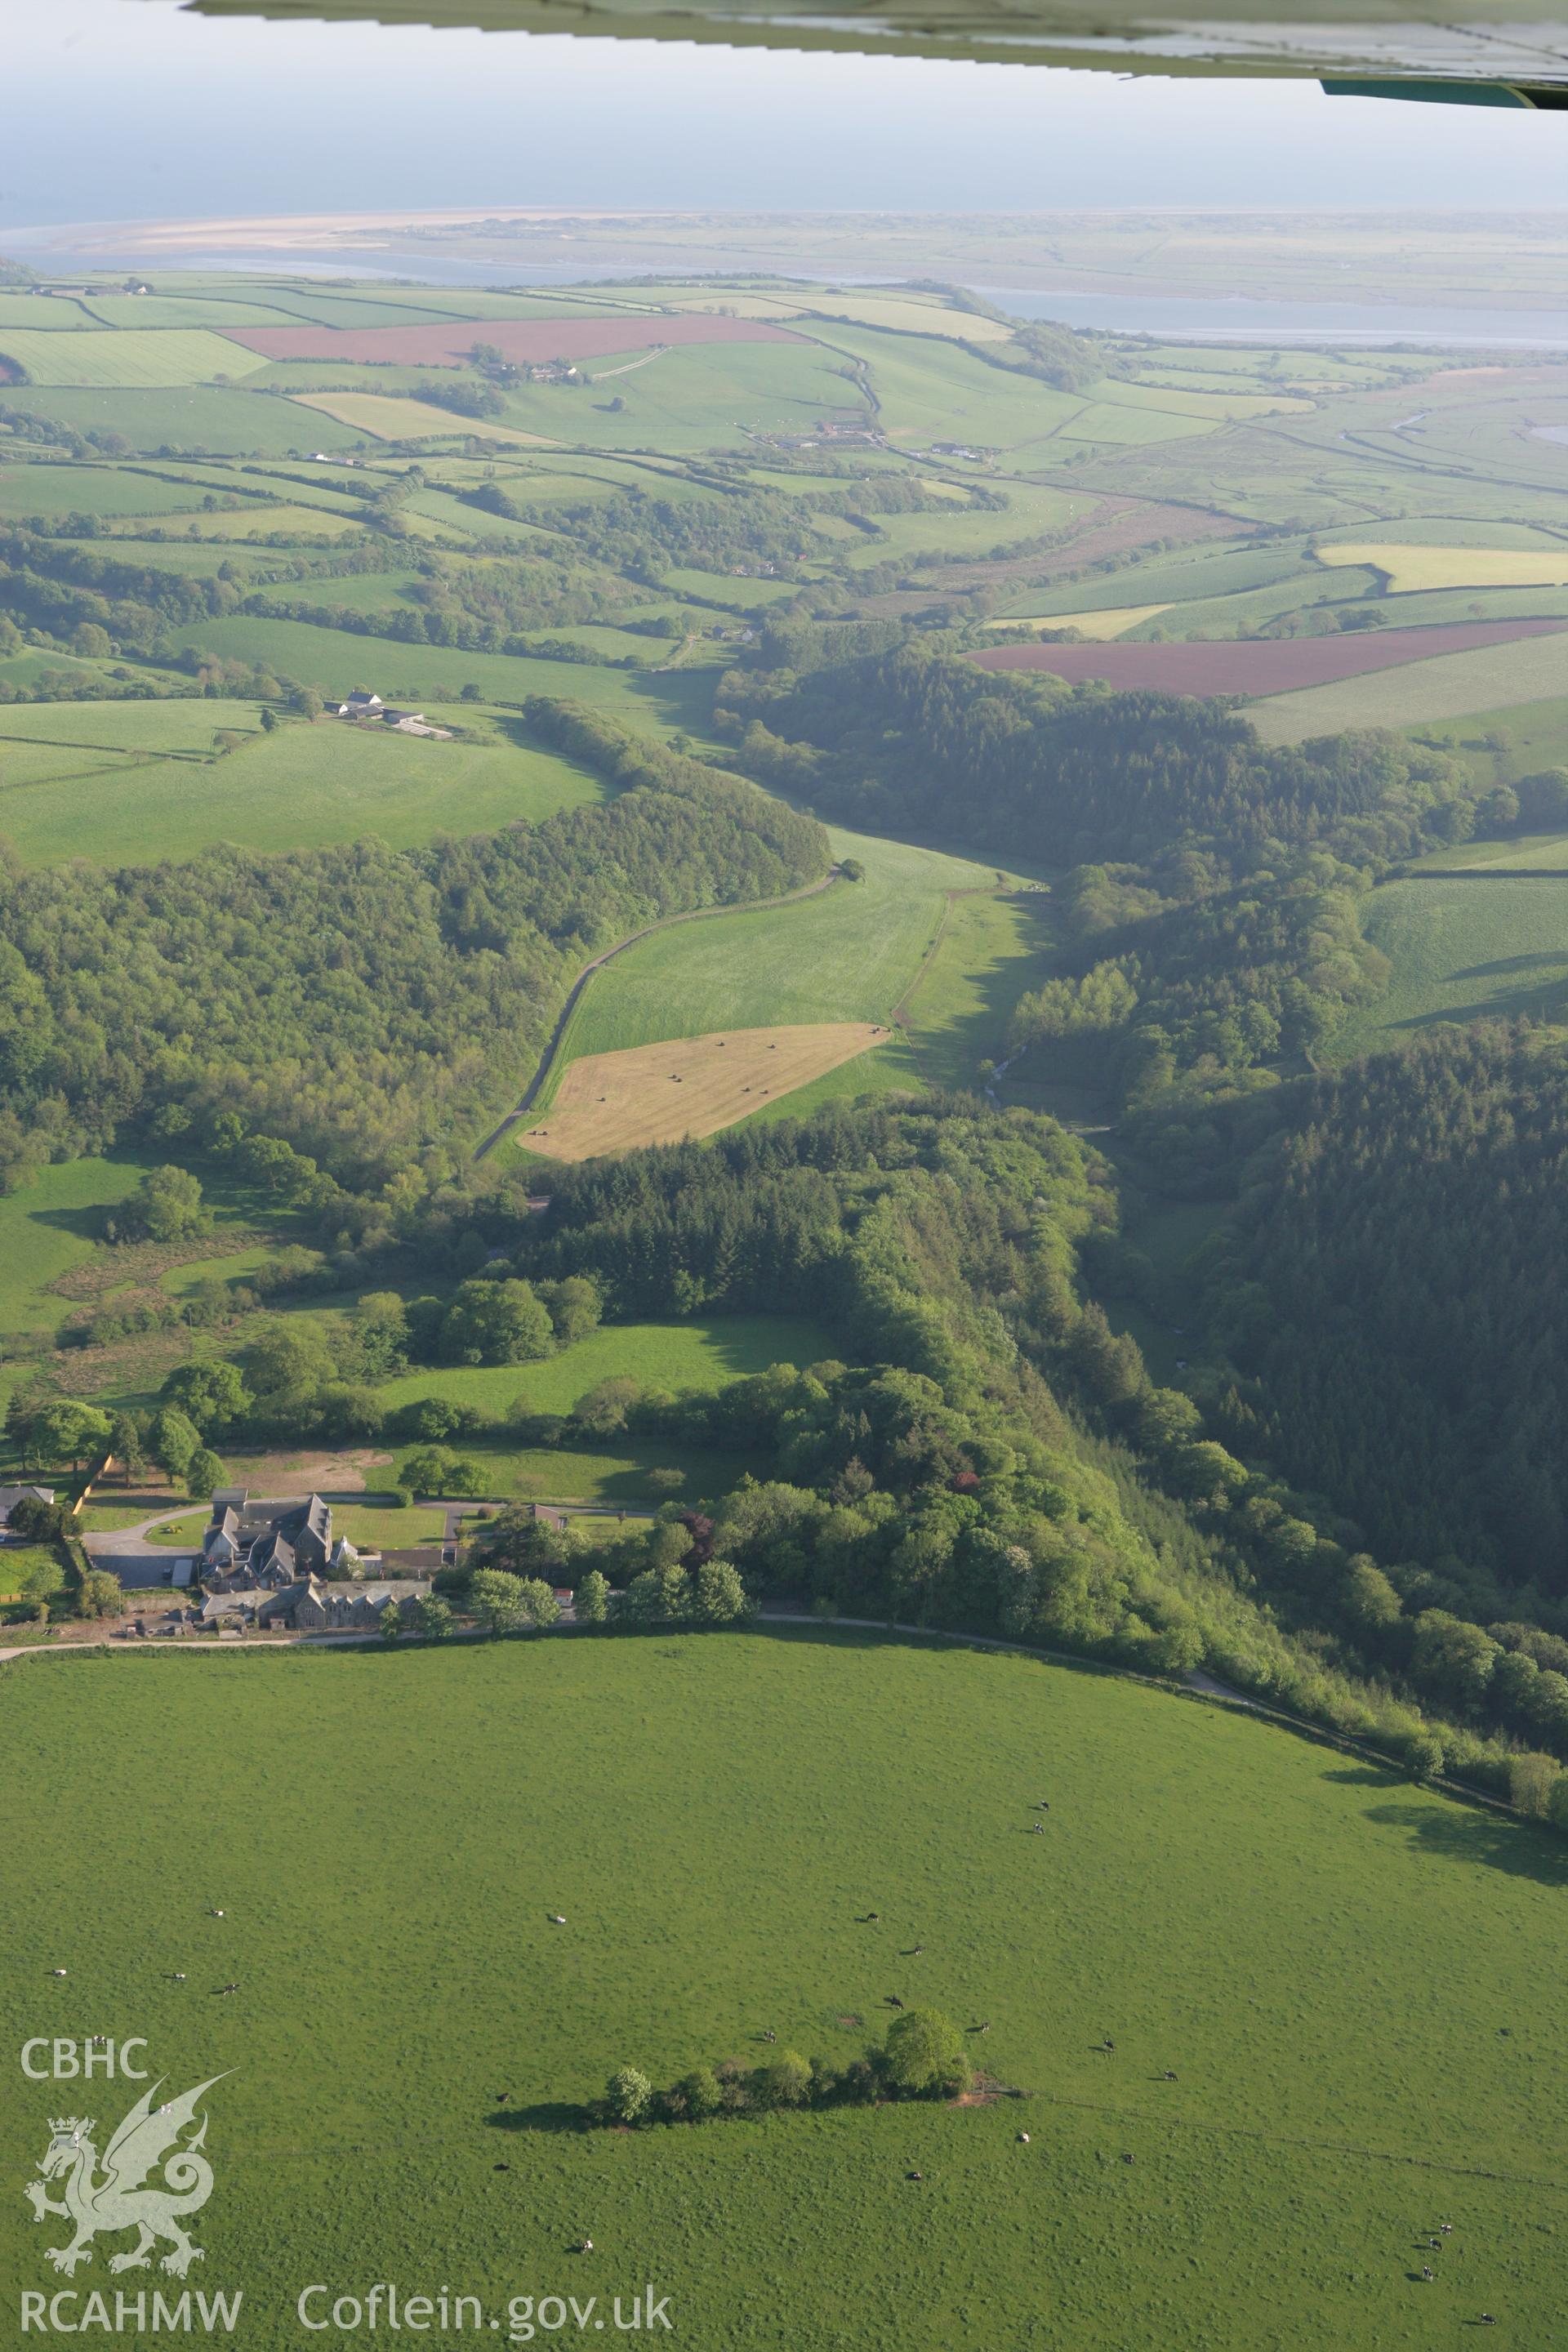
24,2076,227,2278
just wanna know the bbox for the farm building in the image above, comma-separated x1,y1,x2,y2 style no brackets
198,1578,430,1632
385,709,453,738
202,1490,340,1582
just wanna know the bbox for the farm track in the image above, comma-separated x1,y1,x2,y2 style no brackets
889,881,1007,1069
472,867,846,1160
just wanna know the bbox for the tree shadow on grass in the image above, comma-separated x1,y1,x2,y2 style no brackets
1362,1801,1568,1891
486,2103,585,2135
1321,1764,1402,1790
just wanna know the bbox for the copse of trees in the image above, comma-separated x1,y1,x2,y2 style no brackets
593,2007,973,2128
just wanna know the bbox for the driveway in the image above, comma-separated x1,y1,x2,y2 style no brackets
82,1512,201,1588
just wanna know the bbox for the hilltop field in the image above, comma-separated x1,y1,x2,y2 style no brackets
3,1633,1566,2351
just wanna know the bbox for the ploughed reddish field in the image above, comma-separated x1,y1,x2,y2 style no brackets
968,617,1568,696
220,314,808,366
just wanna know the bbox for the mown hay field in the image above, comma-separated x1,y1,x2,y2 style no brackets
1319,541,1568,593
986,604,1173,640
521,1023,889,1159
290,389,559,445
0,327,268,386
548,833,996,1074
3,1633,1567,2350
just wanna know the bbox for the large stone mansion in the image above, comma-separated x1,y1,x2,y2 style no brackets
198,1489,428,1632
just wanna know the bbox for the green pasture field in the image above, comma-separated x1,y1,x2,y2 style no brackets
537,831,996,1117
158,613,715,731
0,328,268,388
0,1160,147,1348
0,386,364,454
74,296,305,331
4,1632,1567,2350
1249,634,1568,743
118,501,365,541
897,886,1058,1094
806,323,1089,452
1296,585,1568,634
1125,571,1379,641
470,341,871,452
0,739,146,792
0,1153,262,1356
137,464,374,517
999,544,1305,621
398,488,567,545
1406,690,1568,782
1338,876,1568,1053
1314,515,1568,552
658,566,797,611
66,535,282,575
403,1434,742,1503
0,649,130,694
0,716,612,866
1093,379,1314,423
1414,830,1568,873
0,697,262,751
0,295,107,328
378,1313,835,1423
260,568,430,614
833,500,1081,572
0,460,222,519
1057,401,1218,449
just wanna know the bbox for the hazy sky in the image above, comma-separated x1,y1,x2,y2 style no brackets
5,0,1568,231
